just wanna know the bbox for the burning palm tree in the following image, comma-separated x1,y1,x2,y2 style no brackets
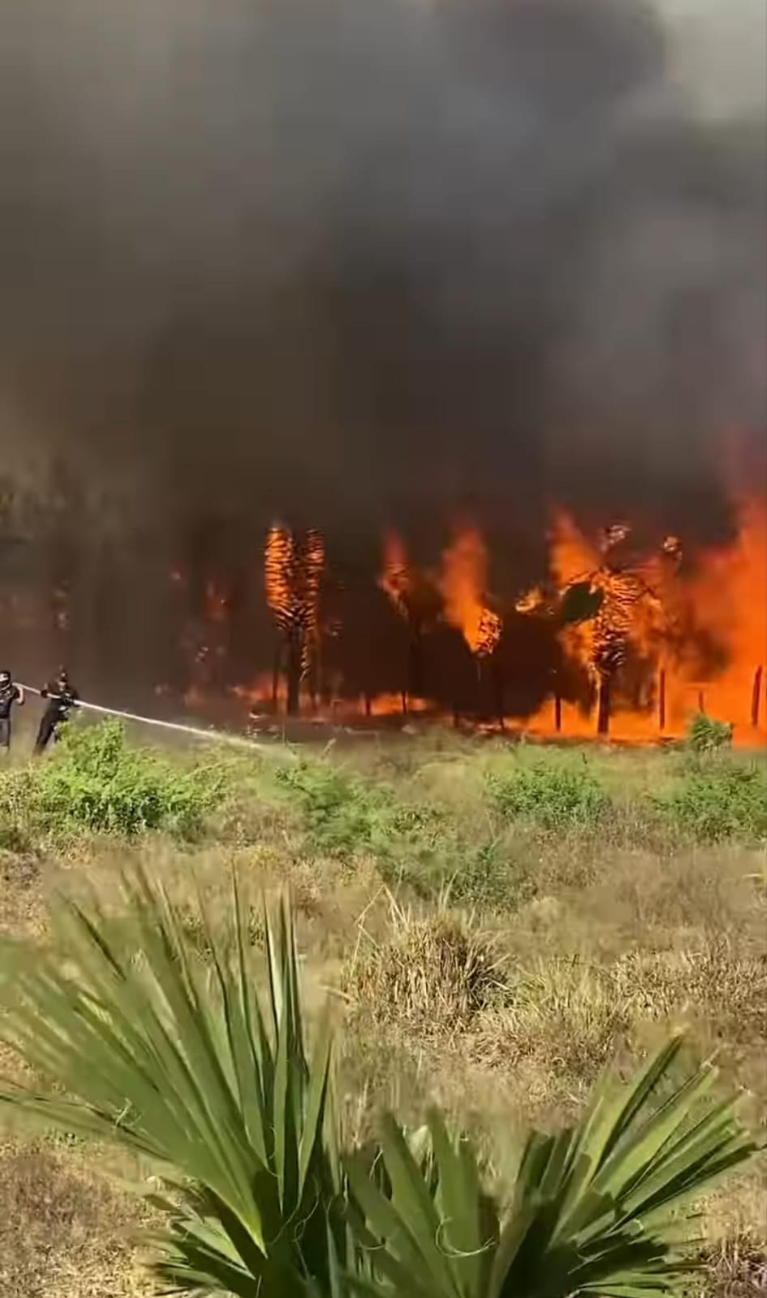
265,524,325,715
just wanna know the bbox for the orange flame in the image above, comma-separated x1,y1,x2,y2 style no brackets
378,530,412,616
241,493,766,742
669,496,767,734
438,525,501,657
301,527,325,673
515,585,547,615
264,525,325,629
546,511,600,677
265,524,295,622
517,497,767,743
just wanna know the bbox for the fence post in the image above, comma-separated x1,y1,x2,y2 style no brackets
751,666,763,728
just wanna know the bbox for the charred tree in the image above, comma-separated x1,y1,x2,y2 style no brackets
596,671,612,736
285,629,303,717
407,630,424,701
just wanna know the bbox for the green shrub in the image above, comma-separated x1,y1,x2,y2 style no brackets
443,839,525,910
657,762,767,843
276,758,382,854
488,758,610,831
370,801,449,882
366,804,517,910
687,712,733,753
274,762,516,907
33,719,222,839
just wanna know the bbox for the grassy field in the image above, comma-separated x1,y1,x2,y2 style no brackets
0,717,765,1296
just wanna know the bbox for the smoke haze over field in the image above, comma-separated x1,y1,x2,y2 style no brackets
0,0,764,695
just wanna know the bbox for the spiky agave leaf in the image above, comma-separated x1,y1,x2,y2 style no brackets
346,1036,759,1298
0,868,348,1295
492,1036,759,1297
346,1109,499,1298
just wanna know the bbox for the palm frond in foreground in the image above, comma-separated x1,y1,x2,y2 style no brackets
0,868,759,1298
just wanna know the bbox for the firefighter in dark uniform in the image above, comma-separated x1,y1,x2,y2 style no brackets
34,668,80,754
0,671,25,753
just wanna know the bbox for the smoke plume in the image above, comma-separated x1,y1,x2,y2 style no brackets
0,0,764,692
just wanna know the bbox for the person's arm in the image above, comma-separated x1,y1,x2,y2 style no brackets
15,685,25,706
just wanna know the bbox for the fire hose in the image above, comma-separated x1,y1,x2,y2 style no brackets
17,684,287,756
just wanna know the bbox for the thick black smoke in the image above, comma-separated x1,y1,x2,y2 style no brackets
0,0,764,699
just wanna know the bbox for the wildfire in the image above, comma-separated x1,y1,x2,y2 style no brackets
265,524,296,622
438,526,501,658
264,523,325,713
674,496,767,731
378,530,412,616
513,499,767,742
301,527,325,676
169,492,765,745
515,585,547,615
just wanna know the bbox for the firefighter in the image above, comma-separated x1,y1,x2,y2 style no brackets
34,667,80,754
0,670,25,753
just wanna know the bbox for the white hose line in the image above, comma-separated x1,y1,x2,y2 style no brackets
17,684,289,757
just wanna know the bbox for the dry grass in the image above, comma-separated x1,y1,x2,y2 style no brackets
345,898,505,1036
0,1141,150,1298
700,1236,767,1297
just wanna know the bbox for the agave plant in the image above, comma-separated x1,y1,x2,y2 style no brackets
0,872,353,1295
347,1037,758,1297
0,868,759,1298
